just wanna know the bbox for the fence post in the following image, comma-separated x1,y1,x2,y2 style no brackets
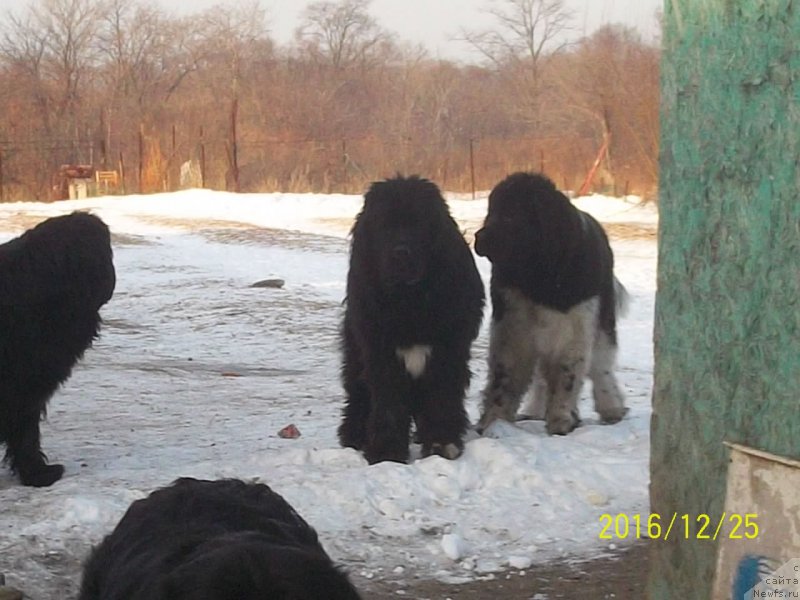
469,138,476,199
199,126,206,189
341,138,348,190
169,124,177,191
229,98,240,192
118,151,126,195
138,124,144,193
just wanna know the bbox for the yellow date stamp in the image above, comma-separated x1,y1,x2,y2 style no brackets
598,512,759,541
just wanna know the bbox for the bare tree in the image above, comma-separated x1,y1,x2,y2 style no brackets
0,12,52,130
197,1,271,191
0,0,108,199
548,24,660,193
1,0,107,123
97,0,214,112
462,0,573,127
98,0,156,99
198,0,269,92
464,0,572,66
295,0,394,70
34,0,105,117
0,0,660,201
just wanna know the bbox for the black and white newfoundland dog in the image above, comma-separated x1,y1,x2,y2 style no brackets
338,175,485,464
474,172,628,435
79,478,361,600
0,212,115,487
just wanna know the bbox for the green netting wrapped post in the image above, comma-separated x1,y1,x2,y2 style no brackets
651,1,800,598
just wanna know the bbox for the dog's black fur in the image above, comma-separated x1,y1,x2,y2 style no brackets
474,172,627,433
338,175,485,464
79,478,361,600
475,172,616,328
0,212,115,487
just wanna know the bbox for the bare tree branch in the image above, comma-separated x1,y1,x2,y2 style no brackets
295,0,395,70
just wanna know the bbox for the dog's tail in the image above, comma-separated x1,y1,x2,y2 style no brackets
614,277,630,318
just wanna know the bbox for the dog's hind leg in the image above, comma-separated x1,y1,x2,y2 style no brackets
589,330,628,424
540,356,587,435
4,404,64,487
517,363,548,420
477,289,537,433
537,298,599,435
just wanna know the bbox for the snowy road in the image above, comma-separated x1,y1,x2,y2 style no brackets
0,190,656,598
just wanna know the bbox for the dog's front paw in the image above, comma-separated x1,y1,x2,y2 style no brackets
476,405,514,434
546,410,580,436
423,442,463,460
19,463,64,487
474,413,495,435
598,406,629,424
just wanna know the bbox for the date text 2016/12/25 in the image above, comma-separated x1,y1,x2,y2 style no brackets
598,513,758,541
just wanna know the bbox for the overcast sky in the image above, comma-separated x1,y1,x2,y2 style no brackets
2,0,662,61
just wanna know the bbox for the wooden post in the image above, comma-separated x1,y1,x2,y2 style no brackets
199,126,206,189
229,97,239,192
0,149,4,203
98,108,107,169
169,124,177,191
469,138,476,200
341,139,348,189
138,125,144,193
540,149,545,173
118,151,126,195
100,138,107,170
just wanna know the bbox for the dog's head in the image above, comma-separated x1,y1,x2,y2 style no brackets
353,175,451,288
475,172,577,267
157,532,361,600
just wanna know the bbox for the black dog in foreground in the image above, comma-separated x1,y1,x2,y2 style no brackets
339,175,485,464
79,478,362,600
0,212,115,487
474,172,628,435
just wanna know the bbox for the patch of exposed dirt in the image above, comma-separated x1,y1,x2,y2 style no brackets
357,541,649,599
134,215,346,253
604,222,658,241
0,213,54,232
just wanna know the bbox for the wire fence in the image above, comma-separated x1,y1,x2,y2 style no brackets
0,128,647,202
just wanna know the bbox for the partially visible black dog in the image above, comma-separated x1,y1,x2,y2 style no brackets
339,175,485,464
474,172,627,435
79,478,362,600
0,212,115,487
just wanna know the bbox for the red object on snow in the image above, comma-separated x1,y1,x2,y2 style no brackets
278,424,301,439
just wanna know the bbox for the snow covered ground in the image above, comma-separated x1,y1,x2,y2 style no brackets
0,189,657,598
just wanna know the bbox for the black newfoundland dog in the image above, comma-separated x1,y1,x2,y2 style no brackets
0,212,115,487
338,175,485,464
474,172,628,435
79,478,361,600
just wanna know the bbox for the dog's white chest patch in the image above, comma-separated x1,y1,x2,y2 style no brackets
396,345,433,379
